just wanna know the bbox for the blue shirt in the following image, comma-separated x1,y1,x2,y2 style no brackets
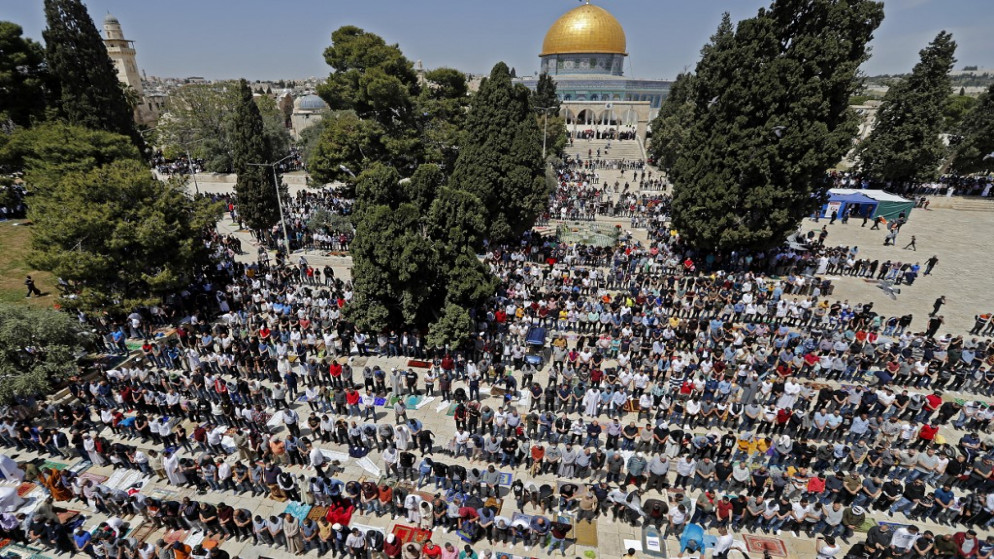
933,487,954,505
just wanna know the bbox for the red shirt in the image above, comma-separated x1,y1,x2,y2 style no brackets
329,362,343,378
919,424,938,440
925,394,942,411
716,500,734,519
421,544,442,558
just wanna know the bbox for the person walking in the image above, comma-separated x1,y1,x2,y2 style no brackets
25,276,42,297
903,235,917,251
930,296,946,317
924,255,939,275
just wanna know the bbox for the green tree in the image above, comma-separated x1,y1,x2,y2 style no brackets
0,303,85,404
0,121,140,188
951,83,994,174
531,73,567,159
405,163,445,215
0,22,48,127
419,68,470,171
157,81,289,173
532,73,561,113
450,62,548,243
670,0,884,251
306,111,387,185
427,186,487,253
231,79,282,232
426,302,473,350
942,93,978,133
355,162,403,210
318,25,420,125
346,203,438,330
857,32,957,184
43,0,144,150
27,159,220,314
648,72,696,172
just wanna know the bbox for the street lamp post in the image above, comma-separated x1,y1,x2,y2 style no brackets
535,106,558,161
247,154,295,257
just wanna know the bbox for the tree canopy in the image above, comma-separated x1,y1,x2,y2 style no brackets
951,83,994,174
42,0,144,151
157,81,289,173
0,303,85,404
27,158,219,314
648,71,696,172
310,28,474,182
0,21,49,128
0,121,140,186
669,0,884,251
857,32,957,184
345,161,494,346
450,62,549,243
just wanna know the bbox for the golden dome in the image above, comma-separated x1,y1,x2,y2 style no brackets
541,3,627,56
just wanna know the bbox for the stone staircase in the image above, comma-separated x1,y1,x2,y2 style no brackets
925,196,994,212
564,138,645,161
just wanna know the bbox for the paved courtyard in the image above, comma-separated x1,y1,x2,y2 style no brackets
87,170,994,559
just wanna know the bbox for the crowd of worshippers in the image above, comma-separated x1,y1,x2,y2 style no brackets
543,163,671,222
7,174,994,559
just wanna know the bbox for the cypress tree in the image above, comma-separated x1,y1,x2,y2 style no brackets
42,0,143,150
532,72,561,113
450,62,548,243
857,32,957,184
670,0,884,251
647,71,696,172
231,78,281,232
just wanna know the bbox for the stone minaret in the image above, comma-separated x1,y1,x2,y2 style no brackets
102,14,144,98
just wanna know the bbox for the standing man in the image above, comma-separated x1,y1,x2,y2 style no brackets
25,276,42,297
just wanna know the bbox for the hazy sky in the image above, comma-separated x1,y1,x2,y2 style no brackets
6,0,992,82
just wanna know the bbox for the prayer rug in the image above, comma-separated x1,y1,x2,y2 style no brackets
407,360,432,369
77,472,109,485
574,519,597,547
163,530,188,544
742,534,788,558
306,507,328,522
390,524,432,545
282,501,313,520
15,482,37,497
129,522,158,543
40,461,68,471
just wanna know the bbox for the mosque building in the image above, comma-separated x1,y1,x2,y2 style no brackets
517,1,670,142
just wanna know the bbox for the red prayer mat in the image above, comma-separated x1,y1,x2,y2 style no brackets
742,534,788,558
390,524,432,545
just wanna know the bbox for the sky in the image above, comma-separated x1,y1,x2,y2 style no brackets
5,0,993,83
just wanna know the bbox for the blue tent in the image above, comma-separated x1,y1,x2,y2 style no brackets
820,190,878,219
